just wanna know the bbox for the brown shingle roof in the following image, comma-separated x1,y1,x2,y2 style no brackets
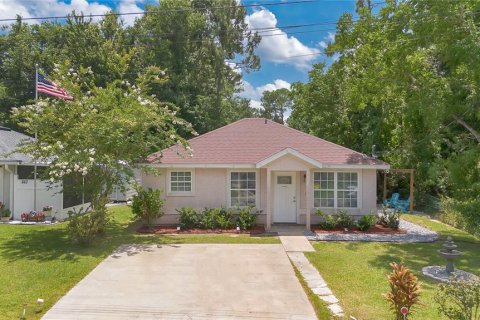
147,118,387,166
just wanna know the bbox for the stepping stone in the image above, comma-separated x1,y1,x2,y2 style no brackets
312,286,332,296
306,279,327,288
319,294,339,304
328,303,344,316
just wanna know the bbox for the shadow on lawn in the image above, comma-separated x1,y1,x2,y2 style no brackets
368,241,480,283
0,217,178,263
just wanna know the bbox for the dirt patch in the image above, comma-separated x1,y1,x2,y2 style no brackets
137,225,266,235
311,224,406,234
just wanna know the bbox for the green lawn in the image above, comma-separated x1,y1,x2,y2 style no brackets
0,205,279,320
305,214,480,320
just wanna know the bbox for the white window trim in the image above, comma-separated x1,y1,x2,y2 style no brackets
313,170,362,209
313,171,335,209
167,169,195,196
226,169,260,208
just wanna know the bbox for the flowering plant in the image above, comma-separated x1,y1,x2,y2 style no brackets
43,205,53,212
11,64,195,210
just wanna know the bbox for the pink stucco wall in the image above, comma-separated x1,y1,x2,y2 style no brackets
142,161,379,225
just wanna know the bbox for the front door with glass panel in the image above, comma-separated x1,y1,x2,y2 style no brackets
273,172,297,223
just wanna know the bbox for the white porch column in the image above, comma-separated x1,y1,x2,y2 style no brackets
266,168,272,229
305,169,311,230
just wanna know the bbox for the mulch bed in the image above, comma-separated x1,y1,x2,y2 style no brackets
137,225,266,235
312,224,406,234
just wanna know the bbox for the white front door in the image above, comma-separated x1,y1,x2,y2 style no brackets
273,172,297,223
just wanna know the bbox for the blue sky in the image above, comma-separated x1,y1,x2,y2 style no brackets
0,0,360,108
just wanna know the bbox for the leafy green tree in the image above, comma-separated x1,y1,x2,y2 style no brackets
132,0,260,133
288,0,480,232
260,88,292,124
11,64,194,212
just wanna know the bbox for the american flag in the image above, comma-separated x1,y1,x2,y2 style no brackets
37,72,73,100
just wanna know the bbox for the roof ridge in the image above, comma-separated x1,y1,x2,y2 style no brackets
186,118,253,143
154,118,254,156
266,119,372,159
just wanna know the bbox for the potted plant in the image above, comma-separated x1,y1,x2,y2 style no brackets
43,205,53,219
0,207,11,222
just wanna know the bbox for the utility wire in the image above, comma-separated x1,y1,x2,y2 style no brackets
0,0,322,22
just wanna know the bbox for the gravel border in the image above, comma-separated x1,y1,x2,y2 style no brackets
422,266,479,283
306,219,438,243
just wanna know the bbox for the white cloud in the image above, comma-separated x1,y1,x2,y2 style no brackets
117,0,143,26
256,79,291,94
238,79,291,110
327,32,336,42
318,41,328,49
0,0,141,25
246,9,320,70
225,61,242,75
317,32,336,49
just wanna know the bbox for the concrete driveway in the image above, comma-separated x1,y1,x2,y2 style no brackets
43,244,316,320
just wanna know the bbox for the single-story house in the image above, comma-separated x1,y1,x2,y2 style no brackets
0,126,89,220
142,118,390,229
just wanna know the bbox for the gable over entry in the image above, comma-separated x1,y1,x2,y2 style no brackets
143,118,390,230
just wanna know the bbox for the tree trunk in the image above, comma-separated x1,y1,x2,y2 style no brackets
453,114,480,144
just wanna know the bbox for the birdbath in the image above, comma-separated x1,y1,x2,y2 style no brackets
438,236,462,274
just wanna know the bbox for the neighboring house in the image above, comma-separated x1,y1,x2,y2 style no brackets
142,118,390,229
0,126,87,220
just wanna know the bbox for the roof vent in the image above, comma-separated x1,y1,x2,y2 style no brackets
0,126,12,131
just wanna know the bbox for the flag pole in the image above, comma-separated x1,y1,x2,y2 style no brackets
34,64,38,212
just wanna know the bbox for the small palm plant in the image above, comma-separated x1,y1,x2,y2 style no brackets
384,262,422,320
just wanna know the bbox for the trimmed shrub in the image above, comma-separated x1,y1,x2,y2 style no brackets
384,262,422,320
131,188,164,229
357,213,377,231
177,207,199,229
316,209,337,229
67,206,110,245
337,209,355,230
379,210,401,229
199,207,220,229
216,207,234,229
435,278,480,320
236,206,257,230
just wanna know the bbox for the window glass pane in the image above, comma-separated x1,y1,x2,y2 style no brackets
277,176,292,184
230,172,256,207
313,171,334,207
171,172,192,192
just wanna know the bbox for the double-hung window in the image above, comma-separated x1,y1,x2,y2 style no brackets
230,172,256,207
313,171,359,208
169,171,193,194
336,172,358,208
313,172,335,208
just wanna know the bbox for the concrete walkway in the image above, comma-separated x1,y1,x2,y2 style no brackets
279,236,315,252
288,252,344,318
43,244,317,320
272,225,343,317
270,225,315,252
